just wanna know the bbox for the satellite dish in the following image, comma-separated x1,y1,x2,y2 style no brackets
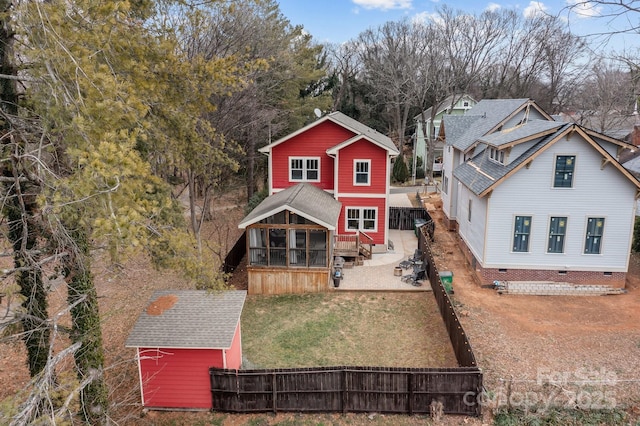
314,108,322,118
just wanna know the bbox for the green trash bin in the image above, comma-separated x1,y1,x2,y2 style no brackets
439,271,454,294
414,218,427,237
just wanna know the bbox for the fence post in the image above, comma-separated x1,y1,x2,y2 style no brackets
272,371,277,414
342,368,348,414
408,372,413,415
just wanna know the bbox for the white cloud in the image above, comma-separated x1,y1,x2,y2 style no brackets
523,1,548,18
352,0,412,10
566,0,602,18
486,3,501,12
412,11,443,26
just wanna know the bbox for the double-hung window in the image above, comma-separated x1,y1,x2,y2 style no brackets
354,160,370,185
584,217,604,254
547,217,567,253
346,207,377,232
289,157,320,182
513,216,532,252
554,155,575,188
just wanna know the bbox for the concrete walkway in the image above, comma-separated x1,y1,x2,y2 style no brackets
333,229,430,292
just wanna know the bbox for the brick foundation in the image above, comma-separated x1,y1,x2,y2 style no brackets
457,237,626,289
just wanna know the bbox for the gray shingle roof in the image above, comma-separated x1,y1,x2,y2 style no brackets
448,99,531,151
238,183,342,230
454,123,571,196
327,111,398,153
478,120,565,147
125,290,247,349
259,111,398,155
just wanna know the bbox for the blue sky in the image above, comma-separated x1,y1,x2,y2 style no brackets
277,0,639,51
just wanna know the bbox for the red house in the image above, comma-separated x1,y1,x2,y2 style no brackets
238,112,399,294
260,111,399,247
125,290,246,410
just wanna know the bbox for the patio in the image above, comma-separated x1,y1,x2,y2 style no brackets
333,229,431,292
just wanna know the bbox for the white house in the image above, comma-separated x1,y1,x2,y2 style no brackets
412,94,475,180
442,99,640,288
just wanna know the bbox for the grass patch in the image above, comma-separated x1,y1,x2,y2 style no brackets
493,407,628,425
241,292,457,369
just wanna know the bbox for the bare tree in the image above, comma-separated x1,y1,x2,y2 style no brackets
358,20,417,149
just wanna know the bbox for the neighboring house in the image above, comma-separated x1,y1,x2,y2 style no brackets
238,111,399,294
442,99,640,288
126,290,246,410
412,94,476,178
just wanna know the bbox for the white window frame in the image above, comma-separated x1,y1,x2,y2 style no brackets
513,215,532,253
553,154,576,189
345,207,378,232
547,216,567,254
289,156,320,182
584,217,605,255
353,159,371,186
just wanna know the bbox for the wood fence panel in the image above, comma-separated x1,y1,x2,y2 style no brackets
210,366,481,416
417,226,477,368
222,231,246,273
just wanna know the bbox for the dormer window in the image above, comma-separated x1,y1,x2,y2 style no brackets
488,147,505,164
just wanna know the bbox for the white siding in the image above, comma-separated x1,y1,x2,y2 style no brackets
484,133,637,272
457,185,488,262
441,145,457,219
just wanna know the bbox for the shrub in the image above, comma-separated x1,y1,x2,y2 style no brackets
392,156,409,183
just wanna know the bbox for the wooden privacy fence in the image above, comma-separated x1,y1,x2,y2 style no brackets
210,366,481,416
222,231,246,273
417,226,478,368
389,206,431,230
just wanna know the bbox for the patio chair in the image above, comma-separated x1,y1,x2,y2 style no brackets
408,249,423,263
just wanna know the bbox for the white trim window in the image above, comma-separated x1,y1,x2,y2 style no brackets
289,157,320,182
488,147,505,164
584,217,605,254
354,159,371,185
553,155,576,188
547,216,567,253
346,207,377,232
513,215,532,253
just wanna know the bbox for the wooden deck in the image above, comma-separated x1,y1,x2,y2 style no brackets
333,232,373,259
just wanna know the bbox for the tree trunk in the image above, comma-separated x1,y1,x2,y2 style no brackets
247,127,256,202
0,0,50,378
64,227,108,424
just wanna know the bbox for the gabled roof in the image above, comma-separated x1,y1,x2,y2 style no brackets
454,123,640,197
412,94,476,121
446,99,553,152
238,183,342,230
477,120,566,149
259,111,397,154
326,132,400,156
125,290,246,349
623,154,640,175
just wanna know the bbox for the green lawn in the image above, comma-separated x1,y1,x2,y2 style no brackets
241,292,457,369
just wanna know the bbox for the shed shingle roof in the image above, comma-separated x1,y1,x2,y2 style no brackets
125,290,247,349
238,183,342,230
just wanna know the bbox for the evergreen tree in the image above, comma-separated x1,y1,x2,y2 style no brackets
392,156,409,183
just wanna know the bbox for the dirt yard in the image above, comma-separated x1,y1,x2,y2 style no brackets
425,194,640,418
2,191,640,425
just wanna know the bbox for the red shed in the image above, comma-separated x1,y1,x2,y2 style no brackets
125,290,246,410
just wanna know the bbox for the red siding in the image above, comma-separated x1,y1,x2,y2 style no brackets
138,347,224,409
271,121,355,192
337,197,387,245
225,323,242,370
336,139,388,194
